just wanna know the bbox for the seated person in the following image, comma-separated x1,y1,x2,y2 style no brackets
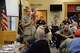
59,29,80,53
26,29,51,53
56,25,74,39
59,38,72,53
55,25,74,49
69,22,78,34
68,29,80,53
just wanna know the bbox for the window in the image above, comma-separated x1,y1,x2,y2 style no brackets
6,0,18,16
8,16,17,31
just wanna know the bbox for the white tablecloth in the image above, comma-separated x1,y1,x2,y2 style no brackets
0,43,20,53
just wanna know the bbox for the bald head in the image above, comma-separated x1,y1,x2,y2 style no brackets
36,29,45,40
64,17,68,20
72,22,78,26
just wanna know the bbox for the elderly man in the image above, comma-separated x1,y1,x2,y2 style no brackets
26,29,51,53
69,22,78,34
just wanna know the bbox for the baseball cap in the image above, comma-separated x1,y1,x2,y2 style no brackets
74,29,80,37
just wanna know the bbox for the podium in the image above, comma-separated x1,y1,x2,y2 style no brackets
0,31,16,45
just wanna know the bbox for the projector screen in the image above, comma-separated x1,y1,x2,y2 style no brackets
6,0,18,16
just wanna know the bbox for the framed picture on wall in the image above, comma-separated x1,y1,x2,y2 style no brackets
36,10,47,27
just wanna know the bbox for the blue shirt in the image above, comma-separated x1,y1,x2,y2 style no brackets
68,37,80,53
51,20,58,26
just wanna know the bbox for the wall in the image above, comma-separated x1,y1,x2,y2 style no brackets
28,0,80,25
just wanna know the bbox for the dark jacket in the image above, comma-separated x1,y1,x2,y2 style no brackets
26,40,51,53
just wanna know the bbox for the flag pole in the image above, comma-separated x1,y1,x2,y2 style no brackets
17,0,23,43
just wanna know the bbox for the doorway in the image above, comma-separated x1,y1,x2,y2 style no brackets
64,2,80,26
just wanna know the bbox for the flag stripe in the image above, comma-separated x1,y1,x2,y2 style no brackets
1,0,8,31
2,22,8,30
2,20,8,27
2,13,8,21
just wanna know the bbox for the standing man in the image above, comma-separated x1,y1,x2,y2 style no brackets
21,8,33,43
51,15,59,46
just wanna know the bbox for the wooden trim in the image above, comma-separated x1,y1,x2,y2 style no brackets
64,2,80,17
0,31,16,45
64,2,80,4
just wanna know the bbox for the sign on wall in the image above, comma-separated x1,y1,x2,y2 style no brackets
76,6,80,11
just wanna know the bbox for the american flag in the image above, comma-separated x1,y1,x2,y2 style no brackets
1,0,8,31
18,0,23,36
17,0,23,43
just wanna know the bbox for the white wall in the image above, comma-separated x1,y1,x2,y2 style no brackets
29,0,80,24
